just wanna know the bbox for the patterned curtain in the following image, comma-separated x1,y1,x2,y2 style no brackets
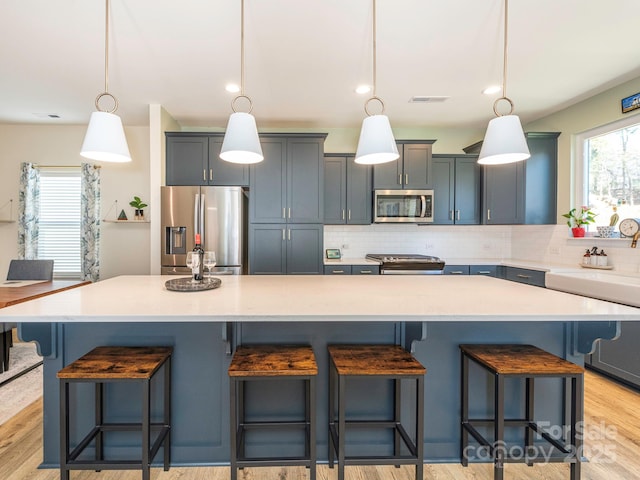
17,163,40,259
81,163,101,282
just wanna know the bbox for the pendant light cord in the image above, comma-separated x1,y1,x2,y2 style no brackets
105,0,110,94
94,0,118,113
364,0,385,116
230,0,253,113
493,0,514,117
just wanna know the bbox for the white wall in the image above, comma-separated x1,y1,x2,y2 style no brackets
0,123,151,280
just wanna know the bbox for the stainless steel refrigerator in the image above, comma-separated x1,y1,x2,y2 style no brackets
161,186,247,275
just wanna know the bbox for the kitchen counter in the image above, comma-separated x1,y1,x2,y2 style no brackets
323,256,380,266
4,274,639,468
2,274,638,322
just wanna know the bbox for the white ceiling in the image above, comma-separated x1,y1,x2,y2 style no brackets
2,0,640,131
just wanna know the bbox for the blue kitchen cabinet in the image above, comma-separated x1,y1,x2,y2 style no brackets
250,134,326,224
324,154,372,225
432,155,480,225
501,266,546,287
165,132,249,186
250,224,323,275
324,265,351,275
373,141,435,190
465,132,559,225
443,265,470,275
443,265,497,277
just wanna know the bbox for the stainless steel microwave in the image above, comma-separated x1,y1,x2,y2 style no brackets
374,189,434,223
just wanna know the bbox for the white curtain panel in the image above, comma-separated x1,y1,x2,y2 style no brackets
17,163,40,259
81,163,101,282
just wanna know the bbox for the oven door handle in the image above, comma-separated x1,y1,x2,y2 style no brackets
420,195,427,218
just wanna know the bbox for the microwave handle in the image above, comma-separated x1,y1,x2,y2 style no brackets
420,195,427,218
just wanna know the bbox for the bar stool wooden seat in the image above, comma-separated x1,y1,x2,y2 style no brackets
328,344,426,480
228,344,318,480
57,346,172,480
460,344,584,480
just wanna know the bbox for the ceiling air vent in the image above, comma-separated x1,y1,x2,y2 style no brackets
409,96,450,103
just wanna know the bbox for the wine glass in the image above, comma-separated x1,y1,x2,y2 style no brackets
203,251,217,278
186,252,199,282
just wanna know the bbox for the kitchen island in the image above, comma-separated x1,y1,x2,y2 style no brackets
2,274,640,467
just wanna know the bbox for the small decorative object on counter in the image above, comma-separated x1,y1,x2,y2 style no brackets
598,250,608,267
129,196,148,220
610,207,620,227
590,246,599,266
117,209,128,221
563,206,596,237
582,249,591,265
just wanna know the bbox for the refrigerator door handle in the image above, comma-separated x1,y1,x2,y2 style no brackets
193,193,200,237
199,193,205,241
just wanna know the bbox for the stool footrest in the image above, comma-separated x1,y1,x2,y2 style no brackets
239,421,311,429
329,423,419,459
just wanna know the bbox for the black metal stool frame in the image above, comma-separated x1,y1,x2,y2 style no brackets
328,356,425,480
230,373,317,480
460,350,583,480
59,356,171,480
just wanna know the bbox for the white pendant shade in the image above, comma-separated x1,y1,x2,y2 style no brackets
80,111,132,163
220,112,264,164
354,114,399,165
478,115,530,165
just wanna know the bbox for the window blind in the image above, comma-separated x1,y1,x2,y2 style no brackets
37,169,82,279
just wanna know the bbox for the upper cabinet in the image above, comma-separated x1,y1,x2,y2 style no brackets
465,132,560,225
324,154,372,225
249,134,326,224
432,155,480,225
372,141,435,190
166,132,249,187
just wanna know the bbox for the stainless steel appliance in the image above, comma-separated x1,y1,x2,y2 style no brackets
365,254,445,275
161,186,247,275
374,190,434,223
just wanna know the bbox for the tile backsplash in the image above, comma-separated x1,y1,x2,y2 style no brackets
324,224,640,274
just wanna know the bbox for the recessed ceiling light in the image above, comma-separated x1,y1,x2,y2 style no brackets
482,86,502,95
355,85,371,95
225,83,241,93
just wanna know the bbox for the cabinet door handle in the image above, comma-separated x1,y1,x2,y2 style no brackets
282,229,285,241
332,270,345,274
487,209,491,221
288,207,291,219
405,173,409,185
449,271,464,275
283,208,286,219
348,210,351,221
516,274,531,279
209,169,213,181
398,174,402,185
359,270,372,274
449,210,454,221
342,209,345,220
477,271,491,275
203,169,207,182
456,210,461,221
288,229,291,241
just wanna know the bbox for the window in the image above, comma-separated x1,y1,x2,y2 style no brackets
579,118,640,226
37,169,82,279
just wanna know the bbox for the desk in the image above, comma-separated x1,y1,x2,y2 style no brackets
0,280,90,309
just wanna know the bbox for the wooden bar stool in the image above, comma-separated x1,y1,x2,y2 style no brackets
228,344,318,480
57,346,172,480
328,344,426,480
460,344,584,480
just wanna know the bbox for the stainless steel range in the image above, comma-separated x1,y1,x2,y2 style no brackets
365,254,445,275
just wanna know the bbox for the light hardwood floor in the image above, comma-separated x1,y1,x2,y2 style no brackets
0,370,638,480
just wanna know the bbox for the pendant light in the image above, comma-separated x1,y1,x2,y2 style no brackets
80,0,131,163
220,0,263,164
354,0,399,165
478,0,530,165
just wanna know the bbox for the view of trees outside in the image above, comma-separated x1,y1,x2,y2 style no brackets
587,123,640,227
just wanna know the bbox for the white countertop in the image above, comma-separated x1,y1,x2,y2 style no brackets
1,274,639,323
323,257,380,266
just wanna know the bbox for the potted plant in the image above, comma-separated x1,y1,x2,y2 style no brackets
562,206,596,237
129,196,148,220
